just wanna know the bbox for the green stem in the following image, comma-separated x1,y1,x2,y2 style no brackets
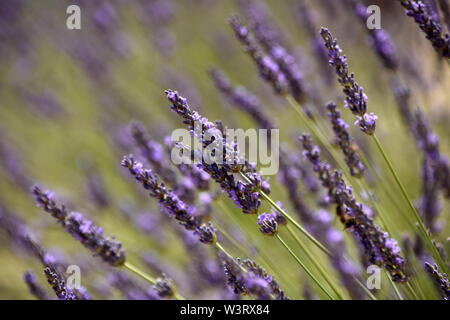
123,261,185,300
276,234,334,300
372,134,447,273
355,278,378,300
286,224,344,299
123,261,156,284
385,270,404,300
239,171,329,256
215,241,235,261
216,200,297,293
406,281,420,300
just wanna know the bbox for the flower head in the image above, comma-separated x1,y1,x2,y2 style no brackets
32,186,126,267
257,212,278,236
398,0,450,59
320,28,377,135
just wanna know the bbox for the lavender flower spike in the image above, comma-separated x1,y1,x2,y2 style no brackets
398,0,450,59
300,134,408,282
121,155,217,245
424,262,450,299
165,89,269,215
153,275,176,299
348,0,399,70
228,15,289,96
320,28,377,135
32,186,126,267
209,68,275,131
121,155,200,230
240,258,289,300
222,256,273,300
44,265,78,300
327,102,365,177
24,271,50,300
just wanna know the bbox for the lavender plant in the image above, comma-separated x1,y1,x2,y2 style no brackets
0,0,449,302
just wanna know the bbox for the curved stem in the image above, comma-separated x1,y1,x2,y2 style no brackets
215,241,234,261
239,171,329,256
406,281,420,300
372,134,447,273
123,261,156,285
385,270,404,300
286,224,344,299
123,262,186,300
276,234,334,300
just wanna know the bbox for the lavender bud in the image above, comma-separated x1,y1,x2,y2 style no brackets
164,90,267,215
195,222,217,245
257,213,278,236
153,275,176,299
241,258,289,300
300,134,408,282
32,186,68,222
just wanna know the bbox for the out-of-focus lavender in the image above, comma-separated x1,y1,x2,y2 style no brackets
397,0,450,59
0,0,449,301
32,186,126,267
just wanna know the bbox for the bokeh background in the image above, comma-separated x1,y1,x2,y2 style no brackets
0,0,449,299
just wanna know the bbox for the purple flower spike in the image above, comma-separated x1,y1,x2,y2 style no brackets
398,0,450,59
32,186,126,267
44,266,78,300
164,90,268,215
209,68,275,131
194,222,217,245
222,256,274,300
300,134,408,282
121,155,201,231
349,0,399,70
23,271,49,300
327,102,365,177
424,262,450,299
228,15,289,96
153,275,176,299
320,28,377,135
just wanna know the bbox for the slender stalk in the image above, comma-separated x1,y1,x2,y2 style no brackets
276,234,335,300
355,278,378,300
385,270,404,300
406,281,420,300
239,171,329,256
286,224,345,299
216,200,302,294
123,261,186,300
214,241,249,274
372,134,448,273
215,241,236,261
287,95,441,297
123,261,156,285
214,221,251,256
